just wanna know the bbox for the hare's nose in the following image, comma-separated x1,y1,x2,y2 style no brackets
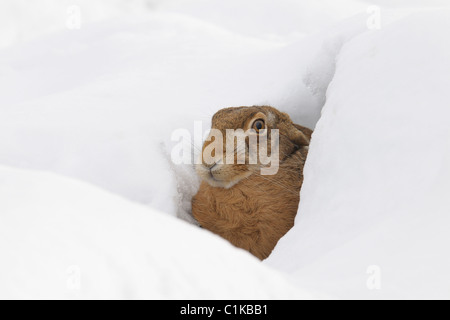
203,162,218,171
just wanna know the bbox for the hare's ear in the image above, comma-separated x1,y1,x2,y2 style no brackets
287,123,312,148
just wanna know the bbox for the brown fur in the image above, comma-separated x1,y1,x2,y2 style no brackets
192,106,312,260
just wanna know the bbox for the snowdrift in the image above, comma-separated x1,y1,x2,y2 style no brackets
267,10,450,299
0,165,312,299
0,1,368,222
1,1,450,299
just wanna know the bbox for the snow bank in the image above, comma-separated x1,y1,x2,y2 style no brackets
0,164,312,299
0,0,162,48
0,0,368,48
0,1,368,222
2,0,450,300
160,0,368,43
266,10,450,299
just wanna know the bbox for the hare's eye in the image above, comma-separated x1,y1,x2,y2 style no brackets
252,119,265,133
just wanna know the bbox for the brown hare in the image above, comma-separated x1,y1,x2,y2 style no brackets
192,106,312,260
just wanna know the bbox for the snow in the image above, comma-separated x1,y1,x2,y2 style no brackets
0,0,368,48
0,0,368,218
266,10,450,299
1,0,450,299
0,164,313,299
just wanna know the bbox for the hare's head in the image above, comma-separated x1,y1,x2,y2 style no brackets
196,106,311,189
